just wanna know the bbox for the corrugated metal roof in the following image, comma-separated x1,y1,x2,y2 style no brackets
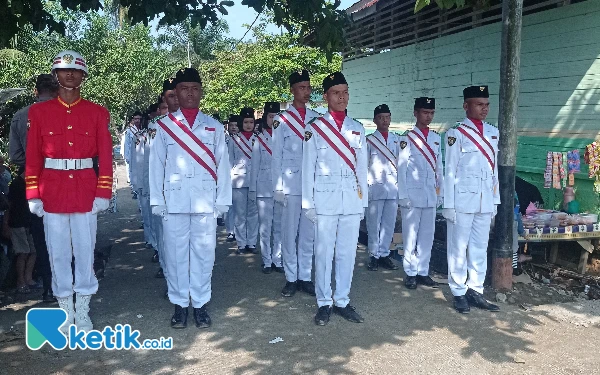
346,0,381,14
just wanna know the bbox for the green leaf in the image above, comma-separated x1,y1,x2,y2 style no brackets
414,0,431,13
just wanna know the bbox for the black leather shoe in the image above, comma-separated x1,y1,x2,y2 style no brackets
272,264,285,273
236,247,249,255
281,281,297,297
297,280,316,296
42,289,57,303
416,275,438,288
404,276,417,289
262,265,273,274
171,305,188,328
333,305,364,323
454,296,470,314
378,256,399,270
151,250,159,263
247,246,258,254
465,289,500,312
367,256,379,271
193,305,212,329
155,268,165,278
226,233,236,242
314,306,332,326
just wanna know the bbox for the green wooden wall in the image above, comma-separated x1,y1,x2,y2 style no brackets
345,0,600,213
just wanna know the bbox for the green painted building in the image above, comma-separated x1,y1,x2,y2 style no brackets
342,0,600,212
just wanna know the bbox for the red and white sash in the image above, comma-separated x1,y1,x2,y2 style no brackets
279,111,305,140
233,134,253,160
312,117,357,173
406,129,437,173
157,114,217,181
256,132,272,155
366,133,397,171
457,124,495,171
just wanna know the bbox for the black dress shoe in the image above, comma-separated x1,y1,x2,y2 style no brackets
262,265,273,274
42,289,57,303
193,305,212,329
367,256,378,271
272,264,285,273
378,256,399,270
171,305,188,328
226,233,236,242
416,275,439,288
333,305,364,323
297,280,316,296
454,296,470,314
404,276,417,289
314,306,332,326
151,250,159,263
465,289,500,312
155,268,165,278
281,281,297,297
246,246,258,254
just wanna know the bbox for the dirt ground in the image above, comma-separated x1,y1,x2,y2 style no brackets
0,164,599,375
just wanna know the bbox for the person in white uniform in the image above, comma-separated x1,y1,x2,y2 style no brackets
121,112,141,185
272,70,319,298
365,104,400,272
397,97,443,289
303,72,368,326
228,108,259,254
225,116,239,243
141,105,158,255
250,102,284,274
150,67,231,328
443,85,500,314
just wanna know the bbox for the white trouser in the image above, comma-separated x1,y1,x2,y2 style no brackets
281,194,314,282
163,214,216,308
125,161,131,183
139,192,155,247
225,193,236,234
401,206,435,277
232,188,258,248
152,213,166,274
44,212,98,298
315,214,360,308
366,199,398,258
257,197,283,267
447,212,492,296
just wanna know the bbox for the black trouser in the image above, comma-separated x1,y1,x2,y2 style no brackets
31,214,52,292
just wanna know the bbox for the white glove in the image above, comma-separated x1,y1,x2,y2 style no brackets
214,205,229,218
360,208,365,221
398,198,411,208
248,191,257,202
493,205,498,217
152,205,168,218
305,208,317,224
443,208,456,224
274,191,287,206
91,198,110,215
436,196,444,208
28,199,45,217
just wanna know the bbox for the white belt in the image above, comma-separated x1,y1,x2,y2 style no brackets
44,158,94,170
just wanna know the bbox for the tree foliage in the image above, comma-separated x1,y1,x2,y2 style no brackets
414,0,496,13
199,21,342,117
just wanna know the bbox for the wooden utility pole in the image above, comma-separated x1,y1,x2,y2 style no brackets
492,0,523,291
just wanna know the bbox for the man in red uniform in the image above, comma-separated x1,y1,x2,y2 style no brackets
26,50,113,333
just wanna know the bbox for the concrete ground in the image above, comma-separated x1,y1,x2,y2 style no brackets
0,164,599,375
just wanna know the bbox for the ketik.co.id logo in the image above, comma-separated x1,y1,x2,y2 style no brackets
26,308,173,350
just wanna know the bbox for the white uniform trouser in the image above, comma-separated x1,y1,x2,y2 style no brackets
401,206,435,277
125,161,131,183
447,212,492,296
44,212,98,298
315,214,361,308
163,213,216,308
139,191,155,247
366,199,398,258
281,195,314,282
232,187,258,248
257,197,283,267
225,192,236,234
152,213,165,275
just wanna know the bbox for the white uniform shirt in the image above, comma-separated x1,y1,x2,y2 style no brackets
249,129,275,197
149,110,232,214
271,107,320,196
443,118,500,214
122,124,138,163
397,127,443,208
131,129,146,191
366,130,400,201
228,132,256,189
302,113,368,215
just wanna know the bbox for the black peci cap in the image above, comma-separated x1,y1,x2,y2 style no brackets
463,85,489,100
162,78,176,94
263,102,280,114
174,67,202,85
414,97,435,110
374,104,390,117
323,72,348,93
239,107,255,120
289,69,310,86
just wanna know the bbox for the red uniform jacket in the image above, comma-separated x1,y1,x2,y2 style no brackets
25,97,114,213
